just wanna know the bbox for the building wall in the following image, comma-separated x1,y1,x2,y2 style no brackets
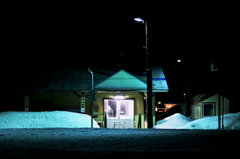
203,94,230,115
190,102,201,119
30,91,86,112
190,94,230,119
27,91,151,128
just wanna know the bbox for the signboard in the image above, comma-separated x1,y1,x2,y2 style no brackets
80,94,85,113
24,96,29,112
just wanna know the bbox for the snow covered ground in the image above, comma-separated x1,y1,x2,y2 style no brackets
154,112,240,129
0,111,240,158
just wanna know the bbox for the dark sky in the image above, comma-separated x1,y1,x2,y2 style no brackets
12,7,237,62
10,5,237,100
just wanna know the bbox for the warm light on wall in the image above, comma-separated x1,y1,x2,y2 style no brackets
158,101,161,104
113,95,125,99
164,104,177,111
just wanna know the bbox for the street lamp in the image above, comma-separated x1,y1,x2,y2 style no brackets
134,17,153,128
134,18,144,23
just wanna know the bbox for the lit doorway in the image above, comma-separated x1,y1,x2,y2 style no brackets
104,99,134,128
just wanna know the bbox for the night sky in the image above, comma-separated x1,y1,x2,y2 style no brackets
9,5,237,108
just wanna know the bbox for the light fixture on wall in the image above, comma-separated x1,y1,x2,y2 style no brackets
113,95,125,99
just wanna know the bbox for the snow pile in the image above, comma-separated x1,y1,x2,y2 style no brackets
1,111,239,129
154,112,240,129
153,113,192,129
176,112,240,129
0,111,100,128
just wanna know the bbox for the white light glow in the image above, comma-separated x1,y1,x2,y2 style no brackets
134,18,144,22
113,95,125,99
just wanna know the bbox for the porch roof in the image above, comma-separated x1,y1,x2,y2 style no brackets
94,69,147,91
94,69,168,92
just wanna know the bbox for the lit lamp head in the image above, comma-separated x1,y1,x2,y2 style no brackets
113,95,125,99
134,17,144,23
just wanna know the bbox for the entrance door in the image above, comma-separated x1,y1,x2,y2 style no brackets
104,99,134,128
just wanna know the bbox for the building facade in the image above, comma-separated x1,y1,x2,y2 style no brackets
190,93,230,120
15,65,169,128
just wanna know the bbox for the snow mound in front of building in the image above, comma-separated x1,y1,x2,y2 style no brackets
154,113,192,129
176,112,240,129
154,112,240,129
0,111,100,128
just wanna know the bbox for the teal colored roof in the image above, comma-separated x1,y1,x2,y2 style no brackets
151,66,168,91
17,66,168,92
94,69,147,91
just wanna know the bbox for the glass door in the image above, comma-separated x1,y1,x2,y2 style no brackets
104,99,134,128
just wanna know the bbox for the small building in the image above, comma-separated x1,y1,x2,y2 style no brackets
189,92,230,120
15,65,169,128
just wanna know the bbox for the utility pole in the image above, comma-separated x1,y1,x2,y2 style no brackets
134,18,153,128
211,58,221,129
145,21,153,128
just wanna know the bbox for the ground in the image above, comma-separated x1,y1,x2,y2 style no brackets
1,128,240,158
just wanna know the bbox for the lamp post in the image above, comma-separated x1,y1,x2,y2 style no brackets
134,17,153,128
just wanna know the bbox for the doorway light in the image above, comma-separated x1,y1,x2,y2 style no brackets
113,95,125,99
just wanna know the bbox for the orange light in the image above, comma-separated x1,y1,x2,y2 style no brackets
158,101,161,104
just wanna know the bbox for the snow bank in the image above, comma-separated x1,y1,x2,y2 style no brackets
176,112,240,129
0,111,100,128
153,113,192,129
154,112,240,129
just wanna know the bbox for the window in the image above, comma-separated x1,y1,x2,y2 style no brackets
202,102,215,117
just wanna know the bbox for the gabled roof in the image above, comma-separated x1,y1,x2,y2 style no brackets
94,69,147,91
190,92,214,102
17,65,168,92
190,92,228,102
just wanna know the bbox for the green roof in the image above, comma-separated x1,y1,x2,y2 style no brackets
94,69,147,91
